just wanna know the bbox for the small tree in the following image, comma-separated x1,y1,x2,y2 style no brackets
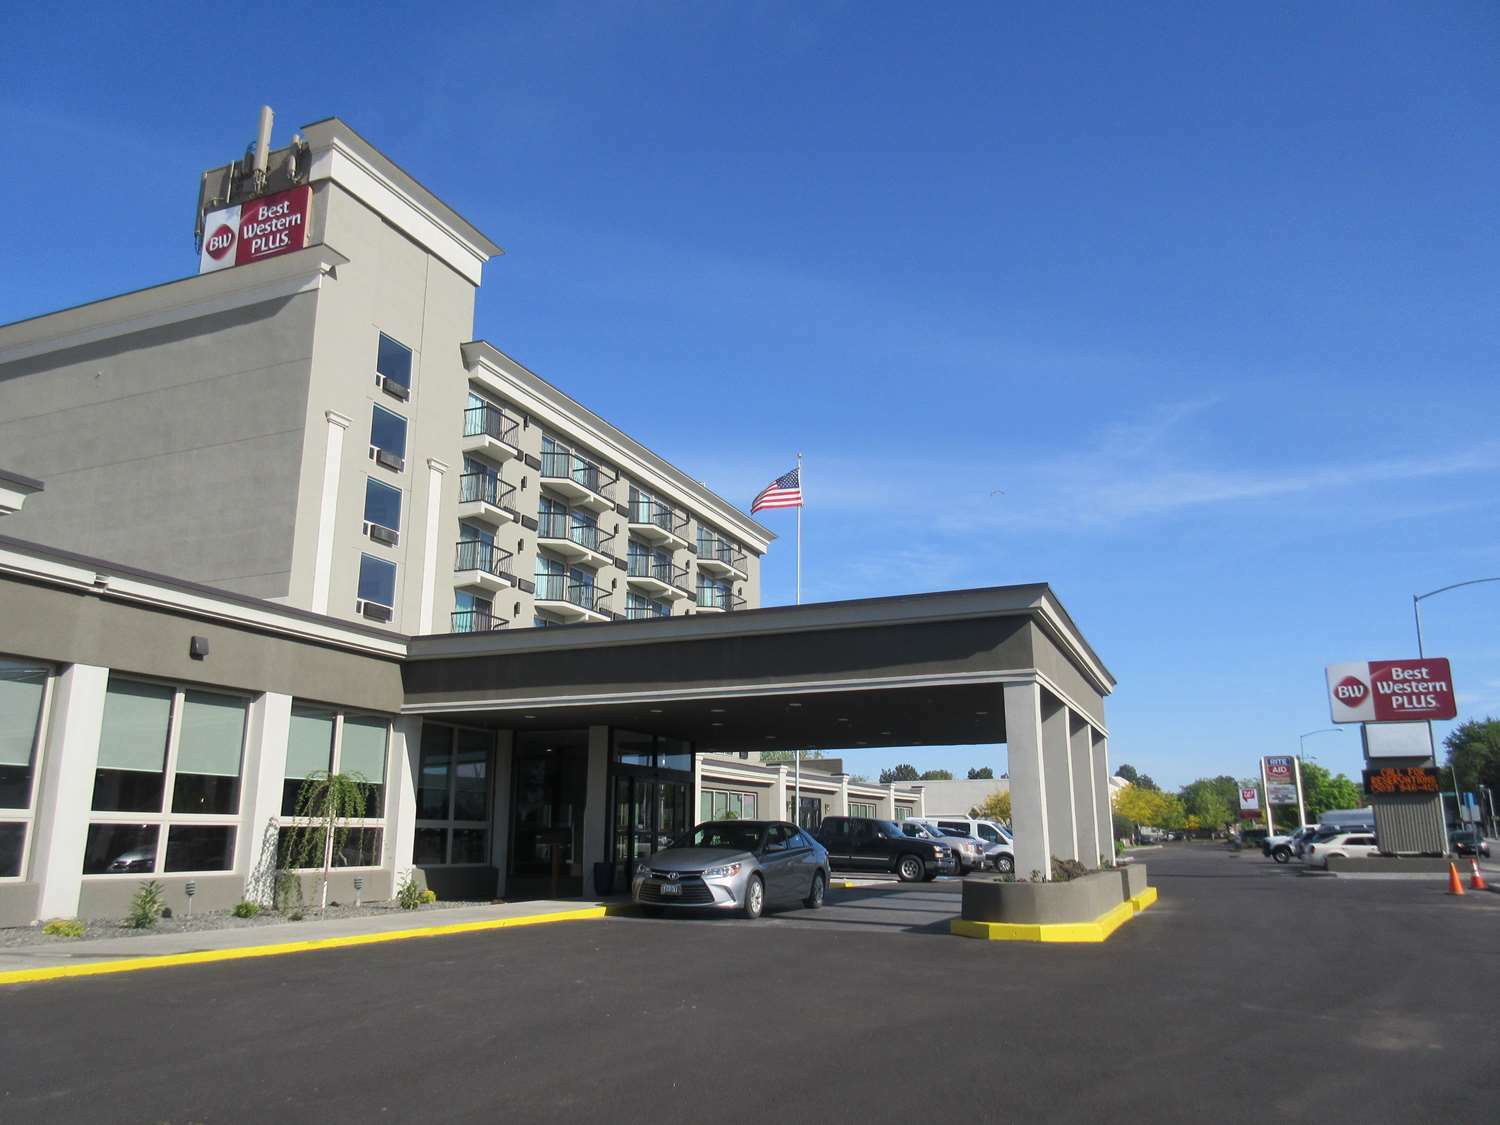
1114,763,1139,784
919,768,953,781
967,767,994,780
975,790,1011,824
279,771,372,914
761,748,827,764
880,763,920,783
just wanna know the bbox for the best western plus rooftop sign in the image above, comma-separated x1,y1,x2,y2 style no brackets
198,184,310,273
1325,658,1457,723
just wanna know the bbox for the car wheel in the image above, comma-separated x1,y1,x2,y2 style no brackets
804,871,826,910
897,855,924,883
742,875,765,920
995,854,1015,874
1272,846,1290,864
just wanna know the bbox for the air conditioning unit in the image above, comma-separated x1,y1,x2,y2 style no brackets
374,449,405,472
365,522,399,546
356,599,394,623
379,376,410,402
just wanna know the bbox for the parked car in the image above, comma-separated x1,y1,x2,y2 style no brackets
1297,822,1375,859
902,820,982,873
915,816,1019,873
1263,825,1317,864
1449,829,1491,858
632,820,830,919
817,816,956,882
1303,832,1380,869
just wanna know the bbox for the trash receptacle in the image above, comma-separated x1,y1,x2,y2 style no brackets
593,861,615,897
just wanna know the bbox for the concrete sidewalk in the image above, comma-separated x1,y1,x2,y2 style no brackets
0,899,610,984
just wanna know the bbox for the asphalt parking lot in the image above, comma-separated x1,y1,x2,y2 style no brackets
2,845,1496,1124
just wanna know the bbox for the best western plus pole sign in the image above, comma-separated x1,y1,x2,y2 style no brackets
199,185,311,273
1325,659,1457,723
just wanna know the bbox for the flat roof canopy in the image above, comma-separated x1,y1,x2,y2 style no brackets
403,585,1114,750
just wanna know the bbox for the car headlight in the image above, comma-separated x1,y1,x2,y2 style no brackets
703,862,742,879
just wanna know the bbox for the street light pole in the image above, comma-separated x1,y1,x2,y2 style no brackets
1297,728,1343,827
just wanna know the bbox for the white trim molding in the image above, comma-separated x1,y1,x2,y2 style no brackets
311,410,353,615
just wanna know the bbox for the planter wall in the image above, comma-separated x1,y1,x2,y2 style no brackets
1119,863,1147,900
962,869,1126,926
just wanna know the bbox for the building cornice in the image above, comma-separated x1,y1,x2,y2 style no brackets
460,340,775,552
0,246,347,367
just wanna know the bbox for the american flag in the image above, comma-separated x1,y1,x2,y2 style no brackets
751,466,803,513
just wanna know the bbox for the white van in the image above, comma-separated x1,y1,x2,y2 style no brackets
916,816,1014,874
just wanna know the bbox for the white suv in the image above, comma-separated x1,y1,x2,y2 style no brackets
1303,832,1379,869
919,816,1015,874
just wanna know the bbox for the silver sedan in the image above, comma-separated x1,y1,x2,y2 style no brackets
631,820,832,919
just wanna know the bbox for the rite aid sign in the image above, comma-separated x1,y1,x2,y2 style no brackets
199,185,311,274
1325,659,1457,723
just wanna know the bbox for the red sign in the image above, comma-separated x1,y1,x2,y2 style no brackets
1264,756,1294,782
199,185,311,274
1325,659,1457,723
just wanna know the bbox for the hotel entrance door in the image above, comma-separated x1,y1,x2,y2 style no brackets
609,730,693,886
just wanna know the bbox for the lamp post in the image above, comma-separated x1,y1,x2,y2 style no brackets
1296,728,1343,827
1413,577,1499,837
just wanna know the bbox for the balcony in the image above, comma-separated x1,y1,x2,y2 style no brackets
462,404,522,462
453,539,515,594
451,608,507,633
626,556,692,600
696,586,747,614
540,449,617,512
696,535,748,580
627,499,691,550
533,574,611,623
456,472,520,528
536,511,616,570
625,601,672,622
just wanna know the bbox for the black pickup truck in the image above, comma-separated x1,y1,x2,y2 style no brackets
815,816,956,882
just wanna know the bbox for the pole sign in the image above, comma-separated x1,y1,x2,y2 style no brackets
199,185,311,274
1261,756,1298,805
1362,766,1443,796
1325,659,1456,723
1238,786,1260,819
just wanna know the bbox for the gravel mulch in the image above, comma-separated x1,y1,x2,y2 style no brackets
0,898,492,949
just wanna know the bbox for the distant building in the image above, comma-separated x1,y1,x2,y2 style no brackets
912,777,1011,817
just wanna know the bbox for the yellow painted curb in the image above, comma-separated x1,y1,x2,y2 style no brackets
0,906,607,987
832,879,860,889
950,894,1151,944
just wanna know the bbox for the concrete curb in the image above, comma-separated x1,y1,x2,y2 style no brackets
0,906,608,987
950,887,1157,944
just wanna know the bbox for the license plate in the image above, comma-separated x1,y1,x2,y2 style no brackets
658,882,681,896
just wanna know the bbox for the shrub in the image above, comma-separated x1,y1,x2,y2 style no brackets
1050,857,1090,882
126,880,167,929
395,871,424,910
231,900,260,919
42,918,85,938
420,888,438,905
1114,839,1126,857
289,910,304,921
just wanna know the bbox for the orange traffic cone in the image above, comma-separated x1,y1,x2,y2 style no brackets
1446,862,1466,896
1468,858,1488,891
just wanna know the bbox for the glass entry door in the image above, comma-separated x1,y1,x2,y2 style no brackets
611,774,689,884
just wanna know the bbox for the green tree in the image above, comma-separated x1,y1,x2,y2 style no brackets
967,767,995,780
974,791,1011,823
760,749,826,764
1135,774,1160,792
1179,775,1239,830
1444,719,1500,792
1299,762,1364,821
879,763,919,783
1114,763,1139,784
1116,785,1179,828
919,768,954,780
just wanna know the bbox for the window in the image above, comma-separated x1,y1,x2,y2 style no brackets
0,659,51,879
626,592,669,620
363,477,402,542
850,801,877,819
375,332,413,392
453,590,494,633
894,807,910,821
700,789,758,821
414,724,492,865
84,678,247,876
370,405,407,468
358,553,397,615
538,495,566,540
278,705,392,869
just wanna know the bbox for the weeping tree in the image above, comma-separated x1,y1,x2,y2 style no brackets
279,771,372,914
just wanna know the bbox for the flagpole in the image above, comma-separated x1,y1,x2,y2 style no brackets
796,451,802,607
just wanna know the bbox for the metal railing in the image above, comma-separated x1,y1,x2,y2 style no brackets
463,404,521,448
453,539,514,579
696,535,748,574
537,511,614,557
451,609,507,633
533,574,611,615
628,498,689,540
696,586,747,612
627,554,688,588
540,449,617,503
626,601,672,621
458,471,517,512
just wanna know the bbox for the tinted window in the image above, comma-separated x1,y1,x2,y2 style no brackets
977,824,1001,842
358,554,397,607
690,822,764,851
938,820,967,833
371,406,407,458
820,818,848,838
376,333,413,388
364,478,402,531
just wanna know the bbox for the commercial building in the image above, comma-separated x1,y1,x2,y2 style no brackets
0,113,1116,926
0,115,768,637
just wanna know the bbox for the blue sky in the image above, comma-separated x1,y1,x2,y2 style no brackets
3,3,1497,787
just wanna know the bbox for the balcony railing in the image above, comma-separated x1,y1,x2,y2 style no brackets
453,539,513,579
458,472,517,512
625,602,672,621
628,555,689,589
463,404,520,448
629,498,689,540
537,511,615,558
540,449,617,503
534,574,611,615
697,586,747,612
451,609,507,633
696,535,748,574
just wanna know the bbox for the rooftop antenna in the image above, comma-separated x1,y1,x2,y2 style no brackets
251,105,274,194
